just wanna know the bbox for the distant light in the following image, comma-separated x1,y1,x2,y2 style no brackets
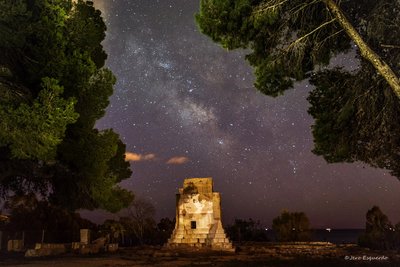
326,228,331,232
265,228,268,231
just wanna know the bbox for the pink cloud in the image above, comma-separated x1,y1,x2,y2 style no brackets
125,152,156,162
166,156,189,165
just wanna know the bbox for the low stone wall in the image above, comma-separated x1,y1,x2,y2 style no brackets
25,241,119,257
25,243,68,257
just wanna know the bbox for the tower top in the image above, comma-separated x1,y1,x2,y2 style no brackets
181,177,213,194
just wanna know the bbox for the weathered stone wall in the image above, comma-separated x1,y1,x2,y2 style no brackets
167,177,233,251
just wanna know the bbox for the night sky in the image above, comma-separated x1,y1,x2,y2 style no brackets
85,0,400,228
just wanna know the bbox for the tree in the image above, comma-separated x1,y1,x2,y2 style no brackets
358,206,396,250
272,210,311,241
102,219,125,244
394,222,400,249
308,65,400,177
0,0,133,212
197,0,399,97
226,218,268,242
3,194,97,244
0,77,78,161
120,198,156,245
154,217,175,245
196,0,400,178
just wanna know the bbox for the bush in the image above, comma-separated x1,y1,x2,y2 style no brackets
358,206,398,250
272,210,312,242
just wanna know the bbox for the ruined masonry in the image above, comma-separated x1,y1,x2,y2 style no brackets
167,177,234,251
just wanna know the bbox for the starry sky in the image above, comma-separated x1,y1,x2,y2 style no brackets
85,0,400,228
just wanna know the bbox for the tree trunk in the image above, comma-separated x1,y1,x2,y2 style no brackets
323,0,400,100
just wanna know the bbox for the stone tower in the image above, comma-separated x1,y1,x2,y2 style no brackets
167,177,233,251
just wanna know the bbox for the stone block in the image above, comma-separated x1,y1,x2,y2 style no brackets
7,240,23,252
25,249,38,257
71,242,82,250
80,229,91,244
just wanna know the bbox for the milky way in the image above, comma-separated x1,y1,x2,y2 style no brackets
85,0,400,228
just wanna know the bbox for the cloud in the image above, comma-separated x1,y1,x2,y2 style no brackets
125,152,156,162
166,156,189,165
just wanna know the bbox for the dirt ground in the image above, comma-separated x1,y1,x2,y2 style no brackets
1,244,399,267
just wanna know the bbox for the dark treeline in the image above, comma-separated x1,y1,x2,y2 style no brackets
226,211,311,243
226,207,400,250
2,199,399,251
0,197,175,247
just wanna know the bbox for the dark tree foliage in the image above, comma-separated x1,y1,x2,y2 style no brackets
226,218,268,242
157,217,175,233
153,217,176,245
358,206,399,250
308,1,400,177
0,0,133,212
101,219,125,244
2,194,97,244
272,210,311,242
99,217,175,246
196,0,350,96
309,65,400,177
196,0,400,179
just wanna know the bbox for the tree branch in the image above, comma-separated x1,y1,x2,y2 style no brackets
286,18,336,51
290,0,321,16
255,0,289,14
381,44,400,49
323,0,400,100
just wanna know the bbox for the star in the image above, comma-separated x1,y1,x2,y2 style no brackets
90,0,400,229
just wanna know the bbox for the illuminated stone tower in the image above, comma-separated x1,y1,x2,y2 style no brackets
167,177,233,251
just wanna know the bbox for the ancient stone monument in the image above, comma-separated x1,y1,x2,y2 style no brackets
167,177,233,251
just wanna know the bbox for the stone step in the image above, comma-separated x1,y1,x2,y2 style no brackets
183,234,208,239
209,233,227,239
180,238,208,244
207,238,230,244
